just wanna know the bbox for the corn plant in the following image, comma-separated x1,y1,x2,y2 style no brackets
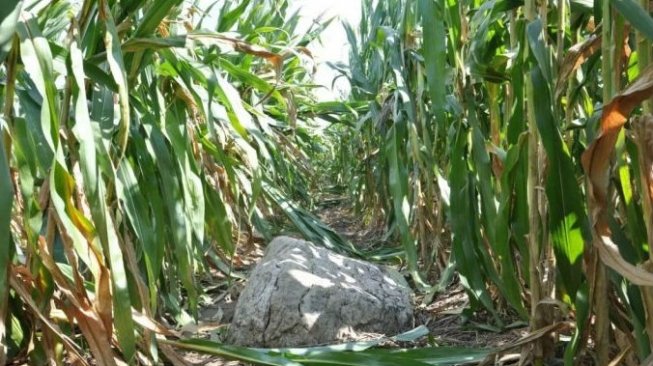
0,0,360,363
334,0,653,364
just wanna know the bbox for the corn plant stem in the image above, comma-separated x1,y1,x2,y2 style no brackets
541,126,554,360
488,83,501,180
556,0,567,66
613,14,624,91
540,0,548,41
0,36,18,366
602,1,614,103
565,28,577,127
537,5,556,357
524,0,545,363
610,11,649,358
636,0,653,345
558,0,574,126
2,37,18,160
505,10,517,132
640,0,652,112
633,116,653,356
593,0,613,363
526,87,545,364
77,0,94,36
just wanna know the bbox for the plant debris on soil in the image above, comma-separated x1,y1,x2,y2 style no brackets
179,200,530,365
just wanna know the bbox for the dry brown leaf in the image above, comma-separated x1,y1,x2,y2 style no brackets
61,303,118,366
296,46,314,59
612,25,629,92
595,235,653,285
555,33,602,99
613,317,640,365
633,116,653,241
582,64,653,286
583,64,653,205
9,273,89,364
159,343,193,366
49,193,113,338
95,266,114,339
37,235,117,365
37,235,88,309
285,90,297,130
607,344,632,366
189,34,283,80
122,234,151,312
632,117,653,348
234,43,282,79
495,322,569,353
131,309,180,337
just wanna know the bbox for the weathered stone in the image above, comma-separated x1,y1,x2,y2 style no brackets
227,236,413,347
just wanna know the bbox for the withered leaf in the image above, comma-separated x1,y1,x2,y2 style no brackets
582,64,653,286
555,33,602,100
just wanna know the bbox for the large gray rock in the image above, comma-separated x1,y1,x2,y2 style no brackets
227,236,413,347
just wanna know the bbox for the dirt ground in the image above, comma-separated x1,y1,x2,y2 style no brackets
179,200,533,366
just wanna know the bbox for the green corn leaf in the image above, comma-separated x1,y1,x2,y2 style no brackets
0,120,14,364
217,0,252,32
215,73,257,137
530,67,588,299
0,6,19,360
526,17,588,299
611,0,653,41
420,0,447,125
386,123,428,290
92,179,137,361
165,103,205,247
134,0,184,38
449,123,499,321
368,347,494,365
204,184,235,255
526,20,553,87
101,0,131,161
0,0,22,63
263,181,359,256
490,136,529,318
564,283,589,364
164,338,493,366
149,127,198,314
617,141,648,262
129,129,169,309
162,339,303,366
219,58,286,105
72,16,137,360
118,0,147,21
116,160,160,307
69,27,98,222
17,17,60,154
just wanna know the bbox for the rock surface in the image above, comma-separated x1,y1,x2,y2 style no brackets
227,236,413,347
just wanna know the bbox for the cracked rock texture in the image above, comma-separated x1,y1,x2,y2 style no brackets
227,236,414,347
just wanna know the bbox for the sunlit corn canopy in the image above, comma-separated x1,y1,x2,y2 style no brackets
5,0,653,364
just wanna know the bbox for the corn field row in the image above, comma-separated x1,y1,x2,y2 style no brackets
328,0,653,363
3,0,653,364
